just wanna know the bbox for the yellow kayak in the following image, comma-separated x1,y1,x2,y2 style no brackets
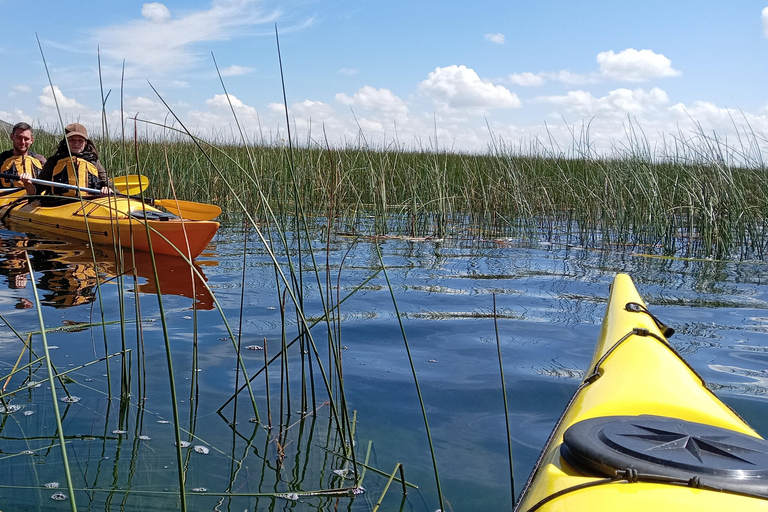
515,273,768,511
0,195,218,259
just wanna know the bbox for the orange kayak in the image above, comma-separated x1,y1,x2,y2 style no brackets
0,195,218,259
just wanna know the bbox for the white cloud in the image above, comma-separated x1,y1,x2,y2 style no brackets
335,86,409,115
0,109,34,126
142,2,171,22
597,49,681,81
12,85,31,93
419,65,521,113
537,87,669,117
206,93,258,116
485,33,505,44
219,65,254,76
39,86,88,110
505,70,598,87
763,7,768,37
338,68,358,75
288,100,337,120
93,0,280,74
508,72,545,87
547,70,600,85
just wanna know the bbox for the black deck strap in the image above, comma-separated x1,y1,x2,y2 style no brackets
522,467,765,511
625,302,675,338
522,475,619,512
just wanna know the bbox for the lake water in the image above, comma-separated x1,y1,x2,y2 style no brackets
1,224,768,511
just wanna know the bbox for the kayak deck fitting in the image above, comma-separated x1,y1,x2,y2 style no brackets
0,195,219,259
515,273,768,511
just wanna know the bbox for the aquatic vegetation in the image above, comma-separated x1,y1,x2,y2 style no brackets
7,117,768,260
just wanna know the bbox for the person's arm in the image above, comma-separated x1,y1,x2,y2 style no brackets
94,160,113,195
36,157,54,195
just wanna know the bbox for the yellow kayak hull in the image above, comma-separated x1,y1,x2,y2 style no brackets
0,196,218,259
516,273,768,510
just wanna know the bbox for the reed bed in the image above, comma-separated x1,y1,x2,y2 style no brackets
9,122,768,261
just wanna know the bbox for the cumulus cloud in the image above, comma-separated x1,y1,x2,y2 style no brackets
508,72,545,87
335,86,409,115
206,93,258,116
485,33,505,44
419,65,521,113
287,99,336,119
39,86,88,110
537,87,669,117
0,109,33,125
93,0,280,74
597,49,680,81
763,7,768,37
142,2,171,22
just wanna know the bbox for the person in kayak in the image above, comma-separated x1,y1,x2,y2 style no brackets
36,123,112,196
0,122,46,194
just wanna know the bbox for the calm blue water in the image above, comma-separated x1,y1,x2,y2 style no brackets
1,225,768,511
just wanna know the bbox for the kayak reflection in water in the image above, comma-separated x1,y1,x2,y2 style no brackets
0,237,215,310
36,251,100,308
0,245,100,309
0,236,35,308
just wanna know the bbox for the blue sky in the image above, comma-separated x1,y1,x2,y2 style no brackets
2,0,768,154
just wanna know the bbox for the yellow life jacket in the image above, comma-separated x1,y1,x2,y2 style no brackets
51,157,100,197
0,154,43,188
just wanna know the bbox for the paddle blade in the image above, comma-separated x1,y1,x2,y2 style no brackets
113,175,150,195
155,199,222,221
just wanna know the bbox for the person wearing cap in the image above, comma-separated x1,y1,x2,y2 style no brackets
36,123,112,196
0,122,46,195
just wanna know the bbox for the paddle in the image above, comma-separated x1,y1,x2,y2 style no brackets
112,174,222,220
113,175,149,195
0,173,221,221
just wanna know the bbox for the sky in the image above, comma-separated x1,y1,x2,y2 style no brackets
2,0,768,156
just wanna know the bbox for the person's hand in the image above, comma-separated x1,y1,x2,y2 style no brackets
14,273,28,288
101,186,114,195
19,172,36,194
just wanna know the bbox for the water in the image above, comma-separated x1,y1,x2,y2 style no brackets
1,225,768,510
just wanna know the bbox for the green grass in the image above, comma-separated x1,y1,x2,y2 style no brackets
5,122,768,260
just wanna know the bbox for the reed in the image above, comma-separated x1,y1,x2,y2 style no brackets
13,117,768,260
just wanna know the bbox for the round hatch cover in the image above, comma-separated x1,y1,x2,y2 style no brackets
562,415,768,497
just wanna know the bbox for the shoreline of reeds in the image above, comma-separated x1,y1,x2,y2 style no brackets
3,121,768,260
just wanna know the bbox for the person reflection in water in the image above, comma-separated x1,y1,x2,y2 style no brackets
0,238,34,308
36,252,99,308
0,243,100,309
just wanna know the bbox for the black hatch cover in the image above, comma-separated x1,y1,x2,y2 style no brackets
562,415,768,497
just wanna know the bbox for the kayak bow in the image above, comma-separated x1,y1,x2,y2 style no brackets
515,273,768,511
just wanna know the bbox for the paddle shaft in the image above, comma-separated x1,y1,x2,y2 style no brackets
0,172,221,221
0,173,106,196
